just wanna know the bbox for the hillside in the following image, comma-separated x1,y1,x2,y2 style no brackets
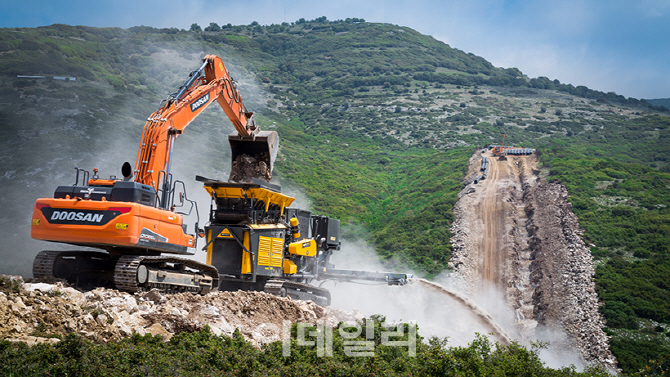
647,98,670,109
1,19,669,373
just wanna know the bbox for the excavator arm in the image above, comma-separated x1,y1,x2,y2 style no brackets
134,55,278,205
203,55,259,137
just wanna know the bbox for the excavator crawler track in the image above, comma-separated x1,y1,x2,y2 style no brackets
264,279,331,307
33,250,62,280
114,255,220,294
33,250,117,285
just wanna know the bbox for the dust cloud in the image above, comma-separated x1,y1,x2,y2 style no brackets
461,284,586,370
324,240,509,347
326,240,589,370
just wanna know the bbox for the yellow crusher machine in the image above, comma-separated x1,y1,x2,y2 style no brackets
198,176,411,306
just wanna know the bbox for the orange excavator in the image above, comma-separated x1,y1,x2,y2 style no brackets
492,133,507,161
30,55,277,293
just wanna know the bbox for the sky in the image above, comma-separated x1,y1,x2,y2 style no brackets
1,0,669,100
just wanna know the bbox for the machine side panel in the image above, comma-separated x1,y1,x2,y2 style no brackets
31,198,193,254
250,228,285,278
207,226,245,275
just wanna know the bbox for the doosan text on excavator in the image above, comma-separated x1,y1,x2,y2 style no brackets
30,54,411,305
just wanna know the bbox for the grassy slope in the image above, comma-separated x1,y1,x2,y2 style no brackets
0,20,669,372
537,130,670,374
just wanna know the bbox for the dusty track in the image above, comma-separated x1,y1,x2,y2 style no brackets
451,151,536,297
478,153,507,290
449,150,617,370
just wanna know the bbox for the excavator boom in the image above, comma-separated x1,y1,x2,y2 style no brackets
30,54,411,306
134,54,277,195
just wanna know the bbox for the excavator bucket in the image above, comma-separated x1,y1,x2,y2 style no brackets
228,130,279,182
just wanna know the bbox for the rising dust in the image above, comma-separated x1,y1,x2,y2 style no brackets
410,278,511,345
326,240,511,347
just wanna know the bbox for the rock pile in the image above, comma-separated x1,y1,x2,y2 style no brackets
0,277,358,347
229,153,271,182
526,182,617,369
448,192,479,294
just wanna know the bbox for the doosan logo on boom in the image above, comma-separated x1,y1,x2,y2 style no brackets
50,211,104,223
190,93,210,112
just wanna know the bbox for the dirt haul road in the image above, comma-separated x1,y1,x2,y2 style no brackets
478,152,507,289
452,151,536,295
449,150,617,370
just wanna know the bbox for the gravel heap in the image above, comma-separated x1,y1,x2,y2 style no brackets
525,182,617,370
229,153,271,182
0,277,358,347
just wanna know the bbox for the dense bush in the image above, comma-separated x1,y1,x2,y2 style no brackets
0,323,611,377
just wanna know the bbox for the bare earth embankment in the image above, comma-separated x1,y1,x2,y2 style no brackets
0,278,357,347
449,150,617,370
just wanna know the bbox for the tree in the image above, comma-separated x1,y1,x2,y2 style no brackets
540,106,546,113
506,67,523,77
554,109,563,116
189,23,202,32
204,22,221,32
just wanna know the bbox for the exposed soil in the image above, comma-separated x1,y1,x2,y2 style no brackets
0,276,357,347
229,153,271,182
450,150,617,370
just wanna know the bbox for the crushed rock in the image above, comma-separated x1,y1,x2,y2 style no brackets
229,153,271,182
0,282,359,347
525,182,617,369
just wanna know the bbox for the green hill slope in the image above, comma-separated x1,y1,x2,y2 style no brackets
0,19,669,373
646,98,670,109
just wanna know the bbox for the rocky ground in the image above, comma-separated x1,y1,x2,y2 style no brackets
0,276,358,347
525,181,616,368
449,150,617,371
